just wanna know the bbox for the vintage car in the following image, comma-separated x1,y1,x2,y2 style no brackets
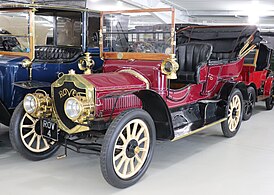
0,0,101,126
237,33,274,120
10,8,260,188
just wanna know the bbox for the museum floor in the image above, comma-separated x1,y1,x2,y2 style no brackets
1,101,274,195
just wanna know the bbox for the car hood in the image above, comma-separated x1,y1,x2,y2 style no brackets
82,71,148,92
0,55,25,65
51,72,148,104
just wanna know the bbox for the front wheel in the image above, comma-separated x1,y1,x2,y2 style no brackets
100,109,156,188
221,88,243,138
243,86,256,121
9,102,59,161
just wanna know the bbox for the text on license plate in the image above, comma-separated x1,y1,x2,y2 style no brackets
42,119,58,141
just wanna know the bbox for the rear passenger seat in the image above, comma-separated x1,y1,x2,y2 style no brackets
210,52,237,61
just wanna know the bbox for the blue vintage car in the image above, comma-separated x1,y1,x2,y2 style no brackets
0,1,102,126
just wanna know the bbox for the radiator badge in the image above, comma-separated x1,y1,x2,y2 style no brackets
59,88,78,99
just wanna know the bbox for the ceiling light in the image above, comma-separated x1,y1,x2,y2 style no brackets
117,1,123,7
247,1,260,24
248,14,259,25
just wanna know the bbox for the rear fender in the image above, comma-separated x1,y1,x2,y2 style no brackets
248,83,258,101
236,82,248,101
219,82,248,101
264,77,274,96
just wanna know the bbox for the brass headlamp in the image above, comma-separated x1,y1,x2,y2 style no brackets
23,90,52,118
161,54,179,79
64,95,94,124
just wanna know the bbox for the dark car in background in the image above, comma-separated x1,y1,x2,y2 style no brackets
0,0,101,126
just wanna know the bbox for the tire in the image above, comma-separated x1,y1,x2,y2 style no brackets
221,88,244,138
243,87,256,121
265,87,274,110
100,109,156,188
9,102,59,161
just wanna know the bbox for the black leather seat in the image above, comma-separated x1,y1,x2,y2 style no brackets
176,43,213,83
35,46,82,62
210,52,236,61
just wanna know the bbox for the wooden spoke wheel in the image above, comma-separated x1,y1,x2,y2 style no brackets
20,113,51,153
100,109,156,189
113,119,150,179
221,89,243,138
228,94,241,131
9,102,59,161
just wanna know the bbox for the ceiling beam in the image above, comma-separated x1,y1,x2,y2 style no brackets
187,10,274,17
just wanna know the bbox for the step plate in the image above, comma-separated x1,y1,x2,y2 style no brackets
172,118,227,141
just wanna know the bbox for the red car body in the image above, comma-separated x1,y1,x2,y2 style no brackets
86,57,244,117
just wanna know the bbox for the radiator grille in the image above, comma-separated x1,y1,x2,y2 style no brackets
102,95,141,111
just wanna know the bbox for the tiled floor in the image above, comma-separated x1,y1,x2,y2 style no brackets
1,102,274,195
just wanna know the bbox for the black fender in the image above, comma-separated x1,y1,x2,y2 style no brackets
13,80,51,89
247,83,258,101
0,100,11,126
134,90,174,140
218,82,248,101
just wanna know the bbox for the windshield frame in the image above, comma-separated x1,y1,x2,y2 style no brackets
0,8,34,59
100,8,175,61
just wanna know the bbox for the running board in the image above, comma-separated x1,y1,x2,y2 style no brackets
172,118,227,142
257,95,269,101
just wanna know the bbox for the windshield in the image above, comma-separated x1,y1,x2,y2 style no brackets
0,11,30,52
35,11,82,47
102,9,174,56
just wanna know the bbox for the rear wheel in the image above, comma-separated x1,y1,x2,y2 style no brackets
100,109,156,188
243,86,256,121
221,88,243,138
9,102,59,161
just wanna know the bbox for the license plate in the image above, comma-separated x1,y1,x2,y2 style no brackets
41,119,58,141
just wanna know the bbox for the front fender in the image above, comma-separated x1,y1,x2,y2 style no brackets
0,100,11,126
134,90,174,140
97,89,174,140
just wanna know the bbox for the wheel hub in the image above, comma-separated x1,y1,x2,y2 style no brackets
232,108,237,118
126,139,139,158
247,100,252,106
134,146,140,154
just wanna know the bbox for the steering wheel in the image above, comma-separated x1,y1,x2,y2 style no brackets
128,41,157,53
2,38,21,52
2,40,13,51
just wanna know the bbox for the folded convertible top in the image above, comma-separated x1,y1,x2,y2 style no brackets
261,32,274,50
177,25,261,53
